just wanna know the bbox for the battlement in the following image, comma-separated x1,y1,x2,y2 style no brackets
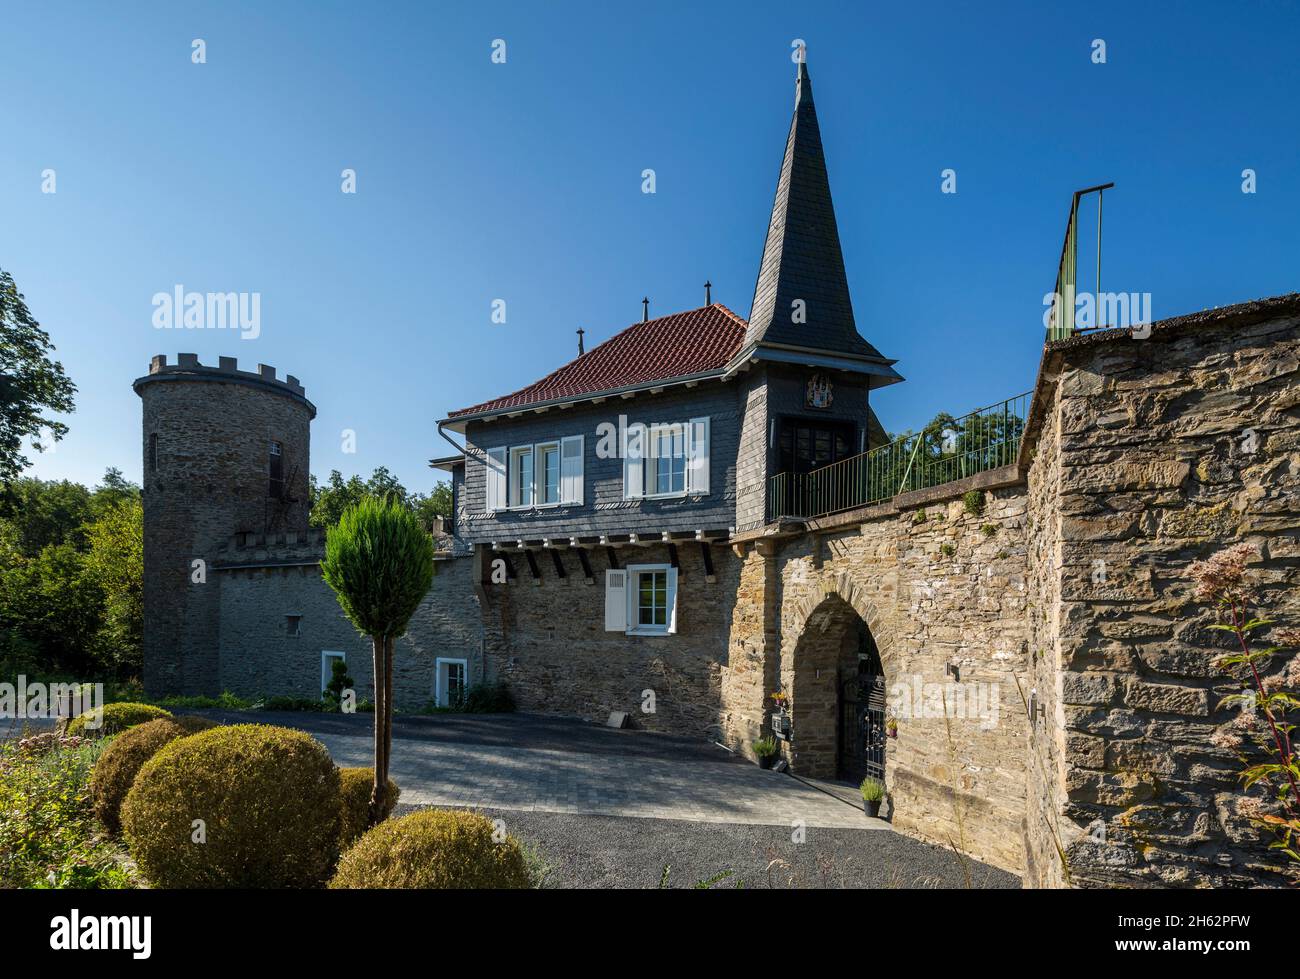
133,354,315,415
213,529,326,571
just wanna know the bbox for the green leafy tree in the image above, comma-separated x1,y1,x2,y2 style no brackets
311,466,451,534
320,496,434,822
82,495,144,676
0,269,76,484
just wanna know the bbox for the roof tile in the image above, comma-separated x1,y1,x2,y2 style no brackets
448,304,747,418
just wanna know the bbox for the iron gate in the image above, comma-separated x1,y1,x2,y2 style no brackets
839,671,886,782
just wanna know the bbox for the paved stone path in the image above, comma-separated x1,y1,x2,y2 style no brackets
191,710,880,830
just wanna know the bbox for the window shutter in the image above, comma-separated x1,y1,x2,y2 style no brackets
687,416,710,495
561,435,584,505
485,447,507,513
623,423,646,499
604,569,628,631
666,567,679,634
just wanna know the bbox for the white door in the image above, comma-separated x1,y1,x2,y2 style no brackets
436,658,467,707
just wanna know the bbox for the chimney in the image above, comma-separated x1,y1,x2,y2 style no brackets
704,280,712,305
576,328,585,356
642,297,649,323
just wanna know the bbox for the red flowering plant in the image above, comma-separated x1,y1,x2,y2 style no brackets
1188,543,1300,872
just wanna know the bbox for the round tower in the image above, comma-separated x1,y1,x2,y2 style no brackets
133,353,316,696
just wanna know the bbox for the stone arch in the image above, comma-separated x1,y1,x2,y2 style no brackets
783,575,895,781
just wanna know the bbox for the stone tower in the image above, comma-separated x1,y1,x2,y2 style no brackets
133,354,315,696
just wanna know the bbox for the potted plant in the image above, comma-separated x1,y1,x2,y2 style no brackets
860,777,885,817
752,736,778,769
885,717,898,740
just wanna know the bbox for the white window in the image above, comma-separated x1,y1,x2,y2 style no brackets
435,657,468,708
649,424,687,496
510,446,534,507
608,564,679,636
560,435,584,505
321,651,346,695
485,446,507,512
536,441,561,505
622,416,709,500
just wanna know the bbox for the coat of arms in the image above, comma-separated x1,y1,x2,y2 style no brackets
806,373,833,409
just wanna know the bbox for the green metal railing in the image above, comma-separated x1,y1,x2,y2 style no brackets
1047,182,1113,341
767,391,1031,521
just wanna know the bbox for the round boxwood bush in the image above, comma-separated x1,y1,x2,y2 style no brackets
122,724,342,888
91,718,192,834
330,809,531,889
67,702,172,737
338,768,401,849
172,714,221,735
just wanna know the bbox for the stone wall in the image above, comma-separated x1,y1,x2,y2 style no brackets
762,485,1031,874
479,542,740,737
215,541,484,712
1024,300,1300,887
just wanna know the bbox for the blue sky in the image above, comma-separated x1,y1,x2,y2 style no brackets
4,0,1297,493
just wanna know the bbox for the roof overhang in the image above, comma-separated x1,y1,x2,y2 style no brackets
440,367,729,430
723,342,904,389
428,454,465,472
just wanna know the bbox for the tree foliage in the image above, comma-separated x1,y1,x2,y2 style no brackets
320,495,435,823
0,268,76,484
0,470,142,678
310,466,451,534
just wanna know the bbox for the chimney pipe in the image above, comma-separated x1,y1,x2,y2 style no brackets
576,328,585,356
642,297,649,323
704,280,712,305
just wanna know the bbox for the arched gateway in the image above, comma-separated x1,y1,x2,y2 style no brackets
785,587,892,782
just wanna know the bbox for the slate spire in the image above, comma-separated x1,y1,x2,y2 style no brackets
740,58,900,384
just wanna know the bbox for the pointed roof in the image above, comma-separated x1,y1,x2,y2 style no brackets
735,59,902,388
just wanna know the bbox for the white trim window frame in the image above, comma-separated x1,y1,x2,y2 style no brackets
533,440,561,507
645,423,687,499
509,445,535,508
623,417,709,501
625,563,678,636
321,650,346,695
435,657,469,708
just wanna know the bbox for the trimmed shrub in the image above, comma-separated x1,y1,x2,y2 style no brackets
91,718,190,834
330,809,531,889
338,767,401,849
461,680,515,713
67,702,172,738
171,715,221,735
122,724,341,888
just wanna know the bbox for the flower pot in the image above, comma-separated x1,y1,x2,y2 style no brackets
758,754,775,770
863,799,882,818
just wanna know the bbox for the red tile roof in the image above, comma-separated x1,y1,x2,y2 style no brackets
447,304,748,418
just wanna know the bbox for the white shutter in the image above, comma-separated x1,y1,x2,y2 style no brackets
604,569,628,631
485,447,507,513
687,416,710,495
623,423,646,499
666,567,679,634
561,435,584,505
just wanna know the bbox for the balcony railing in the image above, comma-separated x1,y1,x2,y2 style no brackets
767,391,1031,521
